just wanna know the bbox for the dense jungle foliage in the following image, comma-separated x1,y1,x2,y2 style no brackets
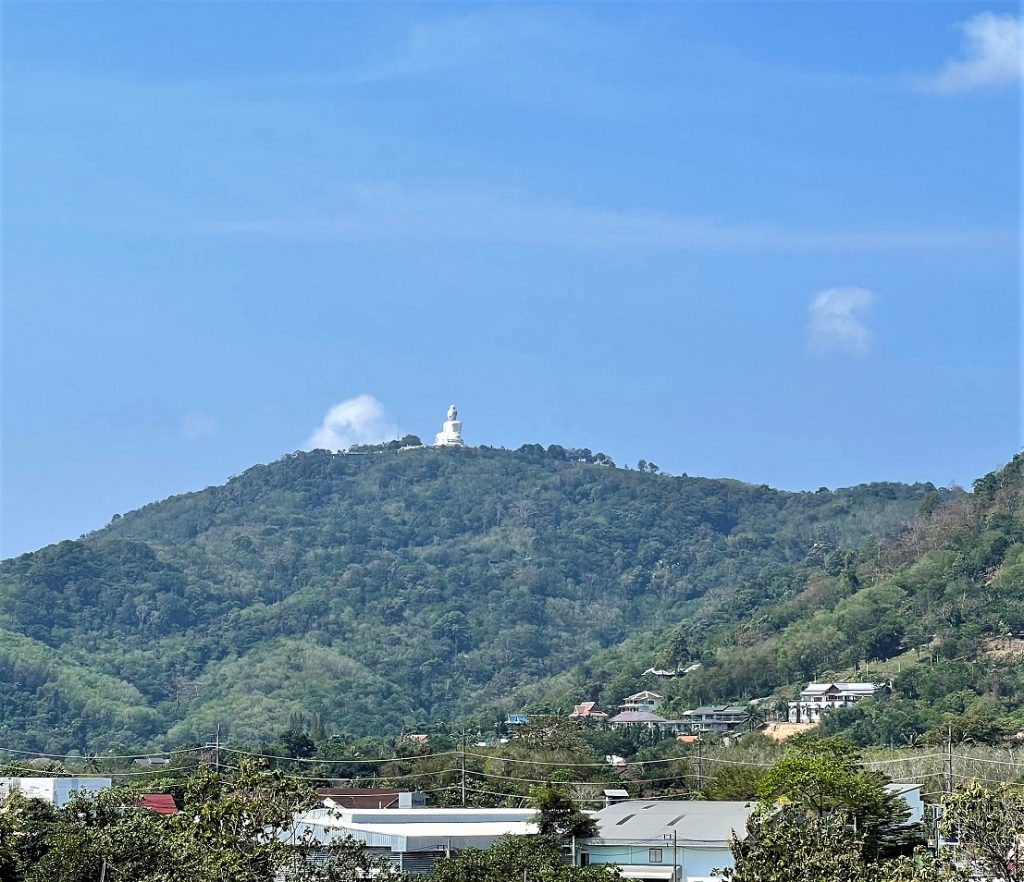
0,444,944,752
643,452,1024,743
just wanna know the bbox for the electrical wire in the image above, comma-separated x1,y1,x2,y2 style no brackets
220,746,460,765
0,746,205,761
463,769,698,787
0,762,203,778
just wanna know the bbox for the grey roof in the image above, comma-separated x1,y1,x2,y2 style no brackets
684,705,749,716
583,800,755,845
608,711,669,724
801,682,878,695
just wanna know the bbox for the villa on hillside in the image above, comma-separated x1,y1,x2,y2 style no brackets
620,691,663,713
681,705,751,736
569,701,609,721
787,682,884,723
607,691,671,731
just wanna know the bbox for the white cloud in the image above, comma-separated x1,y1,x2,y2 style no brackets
198,182,1014,254
304,394,394,451
181,412,217,441
807,287,876,355
922,12,1023,93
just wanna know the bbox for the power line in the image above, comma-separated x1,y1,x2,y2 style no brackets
0,746,205,761
220,747,461,765
464,769,699,787
0,763,203,779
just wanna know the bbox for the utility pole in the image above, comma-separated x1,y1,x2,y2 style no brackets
945,727,954,795
695,740,703,793
460,731,467,808
205,725,222,775
664,831,679,882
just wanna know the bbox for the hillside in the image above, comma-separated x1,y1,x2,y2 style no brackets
641,453,1024,744
0,445,944,752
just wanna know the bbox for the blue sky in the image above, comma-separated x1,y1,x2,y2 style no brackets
2,2,1021,557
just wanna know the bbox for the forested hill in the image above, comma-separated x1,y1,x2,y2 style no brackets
1,445,943,752
643,453,1024,746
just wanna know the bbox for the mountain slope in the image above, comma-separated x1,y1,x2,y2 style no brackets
1,445,942,751
646,453,1024,743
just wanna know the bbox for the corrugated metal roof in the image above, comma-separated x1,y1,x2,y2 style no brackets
138,794,178,815
584,800,754,845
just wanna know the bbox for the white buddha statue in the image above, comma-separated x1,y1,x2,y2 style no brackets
434,404,465,447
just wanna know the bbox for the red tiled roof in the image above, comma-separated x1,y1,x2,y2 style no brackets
570,702,608,718
138,794,178,815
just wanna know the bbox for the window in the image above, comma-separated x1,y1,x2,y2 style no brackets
649,848,663,864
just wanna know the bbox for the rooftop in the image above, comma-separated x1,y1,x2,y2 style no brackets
608,711,669,724
684,705,749,716
800,682,879,694
584,800,755,845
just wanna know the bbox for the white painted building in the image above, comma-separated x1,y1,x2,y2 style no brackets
787,682,882,723
287,806,535,874
0,776,112,807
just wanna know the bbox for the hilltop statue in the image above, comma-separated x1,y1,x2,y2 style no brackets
435,404,465,448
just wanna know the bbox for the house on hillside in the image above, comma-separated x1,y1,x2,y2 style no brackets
681,705,750,736
787,682,882,723
608,710,671,731
620,691,664,714
570,701,609,721
576,799,756,881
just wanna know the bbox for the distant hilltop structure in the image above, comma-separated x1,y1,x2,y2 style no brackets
434,404,465,448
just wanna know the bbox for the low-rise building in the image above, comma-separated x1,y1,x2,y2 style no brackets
608,710,671,731
787,682,882,723
681,705,750,735
0,776,112,808
316,788,425,809
570,701,609,721
287,806,536,875
577,799,755,881
620,691,664,714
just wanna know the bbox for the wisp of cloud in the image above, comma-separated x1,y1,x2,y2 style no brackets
808,287,876,356
923,12,1023,93
305,394,394,451
181,412,217,441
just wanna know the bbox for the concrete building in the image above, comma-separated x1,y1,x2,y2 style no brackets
316,788,425,809
577,799,755,881
0,776,112,808
681,706,750,736
287,806,536,874
620,691,664,714
787,682,881,723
